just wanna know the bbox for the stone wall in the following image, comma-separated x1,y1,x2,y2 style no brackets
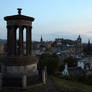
6,63,38,75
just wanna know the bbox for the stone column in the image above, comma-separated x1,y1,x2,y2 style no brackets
22,75,27,88
19,26,24,55
7,26,11,56
30,27,32,55
7,26,16,56
26,26,32,55
42,67,47,84
42,69,46,84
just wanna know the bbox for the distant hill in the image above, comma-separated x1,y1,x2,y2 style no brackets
0,39,7,44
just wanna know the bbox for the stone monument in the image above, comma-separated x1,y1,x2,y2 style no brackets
0,9,38,88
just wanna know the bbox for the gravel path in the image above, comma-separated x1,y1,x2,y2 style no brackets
25,79,60,92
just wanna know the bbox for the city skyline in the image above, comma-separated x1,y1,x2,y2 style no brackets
1,0,92,43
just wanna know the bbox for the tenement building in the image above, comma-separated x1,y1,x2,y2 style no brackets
0,9,38,88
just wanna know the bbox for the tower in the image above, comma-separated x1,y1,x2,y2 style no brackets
40,35,43,43
0,9,38,88
76,35,82,46
4,8,34,56
88,39,90,46
87,39,91,52
77,35,81,43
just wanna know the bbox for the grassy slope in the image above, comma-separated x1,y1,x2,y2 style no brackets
51,76,92,92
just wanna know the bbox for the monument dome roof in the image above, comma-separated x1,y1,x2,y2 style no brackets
4,15,34,21
4,8,34,21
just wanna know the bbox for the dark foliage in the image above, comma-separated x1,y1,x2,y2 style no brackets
56,74,92,86
58,64,65,72
63,56,77,67
38,54,59,74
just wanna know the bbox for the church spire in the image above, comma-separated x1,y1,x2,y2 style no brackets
88,39,90,46
40,35,43,43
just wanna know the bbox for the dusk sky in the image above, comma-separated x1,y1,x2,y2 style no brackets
1,0,92,43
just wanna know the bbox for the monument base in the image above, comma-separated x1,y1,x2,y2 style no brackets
0,56,40,88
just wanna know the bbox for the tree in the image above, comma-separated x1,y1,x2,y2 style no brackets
38,54,59,74
64,56,77,67
58,64,65,72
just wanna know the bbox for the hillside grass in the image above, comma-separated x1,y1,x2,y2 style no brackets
51,76,92,92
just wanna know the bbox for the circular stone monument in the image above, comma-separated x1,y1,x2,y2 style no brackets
0,9,38,88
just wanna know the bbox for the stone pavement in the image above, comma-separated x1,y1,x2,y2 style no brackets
25,79,60,92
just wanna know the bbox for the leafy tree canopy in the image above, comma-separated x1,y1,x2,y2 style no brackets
64,56,77,67
38,54,59,74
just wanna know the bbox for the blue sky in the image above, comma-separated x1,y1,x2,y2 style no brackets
1,0,92,43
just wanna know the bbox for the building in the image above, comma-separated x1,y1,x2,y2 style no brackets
77,57,92,71
62,64,85,76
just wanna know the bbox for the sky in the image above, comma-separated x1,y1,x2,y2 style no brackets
1,0,92,43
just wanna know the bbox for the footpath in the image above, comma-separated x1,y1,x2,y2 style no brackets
25,79,60,92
